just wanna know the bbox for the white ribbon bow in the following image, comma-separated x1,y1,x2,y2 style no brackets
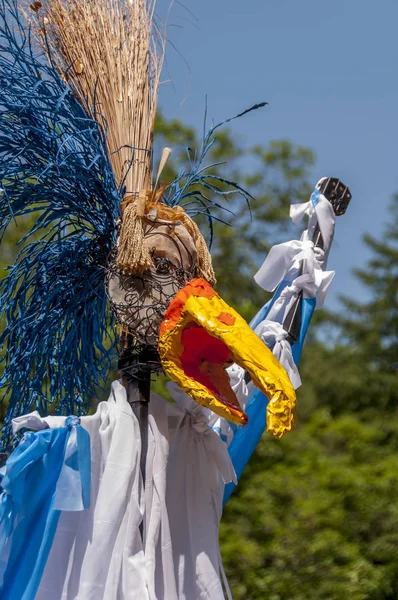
254,239,334,310
266,274,316,324
254,239,318,292
290,189,336,263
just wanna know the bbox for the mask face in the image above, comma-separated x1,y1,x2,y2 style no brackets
107,206,296,436
107,214,197,347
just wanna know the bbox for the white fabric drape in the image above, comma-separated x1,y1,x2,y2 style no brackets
290,187,336,265
30,381,235,600
253,188,336,329
254,240,335,317
254,320,301,389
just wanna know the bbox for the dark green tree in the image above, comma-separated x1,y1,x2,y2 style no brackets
221,196,398,600
221,409,398,600
298,194,398,419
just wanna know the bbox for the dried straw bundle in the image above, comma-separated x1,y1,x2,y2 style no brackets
24,0,164,193
24,0,217,282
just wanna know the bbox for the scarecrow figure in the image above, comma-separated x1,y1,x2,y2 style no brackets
0,0,350,597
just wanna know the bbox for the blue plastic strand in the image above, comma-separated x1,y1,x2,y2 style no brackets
0,0,120,450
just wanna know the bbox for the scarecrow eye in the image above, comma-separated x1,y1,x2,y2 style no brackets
154,257,172,275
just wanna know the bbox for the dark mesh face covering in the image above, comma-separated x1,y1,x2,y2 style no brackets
106,216,197,353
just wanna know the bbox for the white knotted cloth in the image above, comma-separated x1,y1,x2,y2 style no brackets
254,320,302,389
25,381,235,600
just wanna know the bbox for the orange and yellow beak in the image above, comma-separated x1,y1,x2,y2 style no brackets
158,278,296,438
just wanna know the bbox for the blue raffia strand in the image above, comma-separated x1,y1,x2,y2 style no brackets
0,0,268,451
164,100,268,246
0,0,121,450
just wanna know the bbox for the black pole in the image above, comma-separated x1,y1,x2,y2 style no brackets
282,221,322,345
118,338,159,501
120,360,151,542
125,374,150,487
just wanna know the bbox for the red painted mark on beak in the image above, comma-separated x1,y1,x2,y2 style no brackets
216,312,236,326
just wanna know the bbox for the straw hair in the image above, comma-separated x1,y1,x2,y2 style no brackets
173,208,216,287
158,205,216,287
24,0,164,193
116,191,154,274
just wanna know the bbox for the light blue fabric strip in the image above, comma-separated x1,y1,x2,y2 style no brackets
0,428,67,599
291,297,316,364
311,188,321,208
53,417,91,511
249,279,291,332
0,418,90,599
224,296,316,506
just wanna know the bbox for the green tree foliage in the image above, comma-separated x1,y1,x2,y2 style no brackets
221,196,398,600
221,410,398,600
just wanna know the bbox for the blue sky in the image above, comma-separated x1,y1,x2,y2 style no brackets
157,0,398,310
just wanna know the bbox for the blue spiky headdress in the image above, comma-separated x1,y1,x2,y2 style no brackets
0,0,264,449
